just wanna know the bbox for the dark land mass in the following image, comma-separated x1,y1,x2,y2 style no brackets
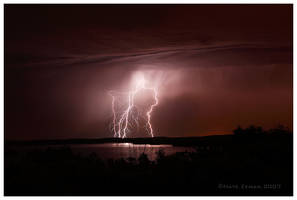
5,127,293,196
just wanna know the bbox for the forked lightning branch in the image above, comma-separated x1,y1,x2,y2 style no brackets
108,74,159,138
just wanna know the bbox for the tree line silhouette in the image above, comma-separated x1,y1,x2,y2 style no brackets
233,125,291,136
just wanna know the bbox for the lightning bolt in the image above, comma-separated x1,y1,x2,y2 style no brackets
109,76,159,138
110,94,117,137
146,88,158,137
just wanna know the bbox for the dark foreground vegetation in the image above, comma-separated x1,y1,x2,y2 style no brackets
5,126,293,196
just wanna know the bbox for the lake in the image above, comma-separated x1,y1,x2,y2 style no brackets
7,143,196,161
70,143,195,160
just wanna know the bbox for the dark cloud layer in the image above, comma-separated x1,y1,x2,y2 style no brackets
5,5,292,140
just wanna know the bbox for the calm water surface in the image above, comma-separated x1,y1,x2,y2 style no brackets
70,143,195,160
9,143,195,161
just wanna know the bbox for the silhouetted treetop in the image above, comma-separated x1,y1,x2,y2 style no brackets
233,124,291,136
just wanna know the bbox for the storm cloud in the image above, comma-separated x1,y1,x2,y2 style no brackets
5,5,292,140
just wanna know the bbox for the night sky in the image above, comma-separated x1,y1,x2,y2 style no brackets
5,5,292,140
